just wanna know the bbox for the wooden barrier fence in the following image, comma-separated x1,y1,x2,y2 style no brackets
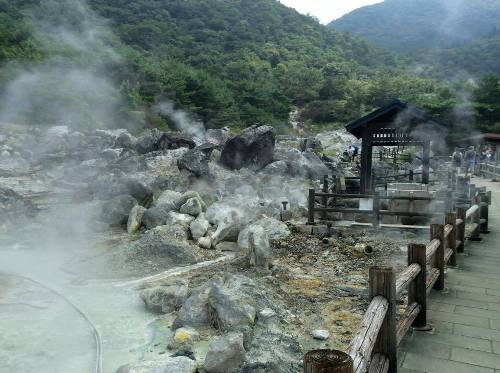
304,186,491,372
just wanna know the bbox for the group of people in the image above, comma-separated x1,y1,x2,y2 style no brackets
451,145,496,176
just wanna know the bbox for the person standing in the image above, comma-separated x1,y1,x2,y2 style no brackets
452,148,463,173
464,146,476,177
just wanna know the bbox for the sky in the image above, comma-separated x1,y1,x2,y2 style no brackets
278,0,383,24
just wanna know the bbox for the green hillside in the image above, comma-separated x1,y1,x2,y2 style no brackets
1,0,499,135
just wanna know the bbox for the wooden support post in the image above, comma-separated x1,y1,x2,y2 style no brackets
360,133,373,194
369,267,397,373
308,189,315,225
470,196,482,241
480,193,490,234
322,176,329,220
372,192,380,228
446,212,457,267
422,142,430,185
431,224,445,290
409,170,414,183
456,207,466,253
408,244,428,329
303,349,353,373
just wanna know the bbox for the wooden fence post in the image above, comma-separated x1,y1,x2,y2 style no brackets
303,349,353,373
409,170,414,183
446,213,457,267
480,193,490,234
456,207,466,253
322,176,329,220
308,189,315,225
372,192,380,228
369,267,397,373
408,244,428,329
430,224,445,291
470,196,482,241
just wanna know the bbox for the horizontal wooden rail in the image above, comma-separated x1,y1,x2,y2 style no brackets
396,302,422,346
395,264,421,296
466,204,479,219
444,248,454,264
368,353,389,373
426,239,440,263
348,296,389,373
304,175,491,373
426,268,440,294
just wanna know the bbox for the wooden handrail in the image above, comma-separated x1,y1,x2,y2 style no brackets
395,264,421,296
426,268,440,294
466,204,479,219
368,353,390,373
348,296,389,373
396,302,422,346
304,172,491,373
426,239,440,263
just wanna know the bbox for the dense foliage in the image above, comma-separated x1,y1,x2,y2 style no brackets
330,0,500,77
0,0,499,136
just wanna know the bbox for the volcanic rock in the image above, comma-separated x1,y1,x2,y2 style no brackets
220,125,275,171
204,332,246,373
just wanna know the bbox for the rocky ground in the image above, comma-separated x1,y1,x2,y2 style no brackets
0,123,425,373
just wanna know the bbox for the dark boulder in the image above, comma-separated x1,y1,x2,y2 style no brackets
101,194,138,226
135,128,163,154
158,133,196,150
220,125,275,171
177,147,210,177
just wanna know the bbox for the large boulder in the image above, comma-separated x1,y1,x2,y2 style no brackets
127,205,146,234
177,147,210,177
153,190,183,208
142,204,176,229
247,227,272,270
205,128,230,146
135,128,163,154
207,274,256,332
211,211,240,245
173,277,224,329
275,148,329,180
140,279,189,313
101,195,138,226
124,179,153,207
165,212,195,228
132,225,197,266
237,217,290,250
180,197,203,217
116,356,197,373
204,332,246,373
190,213,210,240
158,133,196,150
220,125,275,171
315,129,358,155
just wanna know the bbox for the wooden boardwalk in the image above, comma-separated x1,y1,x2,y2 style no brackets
399,179,500,372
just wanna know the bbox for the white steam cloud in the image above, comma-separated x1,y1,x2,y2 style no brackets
0,0,128,129
156,100,206,139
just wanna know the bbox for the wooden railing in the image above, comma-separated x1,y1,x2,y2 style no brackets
303,185,491,373
307,190,450,227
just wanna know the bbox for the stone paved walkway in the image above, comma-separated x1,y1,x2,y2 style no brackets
399,179,500,373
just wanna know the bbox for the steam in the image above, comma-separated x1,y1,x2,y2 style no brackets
0,0,128,129
156,100,206,139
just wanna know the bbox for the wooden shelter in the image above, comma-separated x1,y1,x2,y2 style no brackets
346,100,447,193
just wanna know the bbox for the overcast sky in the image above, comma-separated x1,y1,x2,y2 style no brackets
278,0,383,24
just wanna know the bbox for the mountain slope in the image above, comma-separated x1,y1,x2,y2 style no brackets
330,0,500,53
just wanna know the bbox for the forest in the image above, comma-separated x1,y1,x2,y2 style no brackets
1,0,500,137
